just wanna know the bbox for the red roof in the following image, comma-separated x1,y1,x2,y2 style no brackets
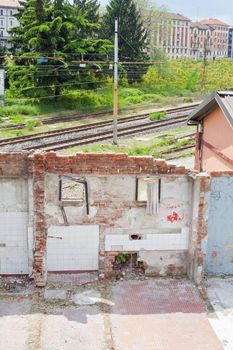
171,13,190,21
200,19,229,26
0,0,21,8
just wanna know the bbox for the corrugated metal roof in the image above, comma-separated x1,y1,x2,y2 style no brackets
188,92,233,128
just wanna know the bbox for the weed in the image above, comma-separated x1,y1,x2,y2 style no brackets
183,98,193,103
116,253,128,264
174,138,195,148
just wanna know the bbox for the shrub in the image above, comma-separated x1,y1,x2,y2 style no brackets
142,94,162,102
120,88,143,98
0,104,38,117
149,111,166,121
10,115,25,123
26,120,40,131
124,95,145,105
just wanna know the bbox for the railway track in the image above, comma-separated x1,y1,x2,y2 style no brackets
25,115,190,151
42,103,198,125
0,111,191,148
0,104,198,152
0,103,198,131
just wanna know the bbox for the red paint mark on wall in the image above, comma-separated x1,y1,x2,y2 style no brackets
212,251,218,258
167,211,184,223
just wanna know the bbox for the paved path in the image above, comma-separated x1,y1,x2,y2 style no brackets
0,278,223,350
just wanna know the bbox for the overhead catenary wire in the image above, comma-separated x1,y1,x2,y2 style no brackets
21,80,110,91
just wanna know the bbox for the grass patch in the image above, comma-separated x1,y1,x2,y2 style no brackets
174,138,194,148
149,111,166,121
183,98,193,103
0,104,38,118
26,120,41,131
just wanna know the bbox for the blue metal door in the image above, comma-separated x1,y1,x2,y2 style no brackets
205,177,233,275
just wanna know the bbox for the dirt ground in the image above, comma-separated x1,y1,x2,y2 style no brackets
0,276,227,350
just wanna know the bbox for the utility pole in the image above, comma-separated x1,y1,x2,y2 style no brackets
0,69,5,106
113,17,118,145
202,39,208,90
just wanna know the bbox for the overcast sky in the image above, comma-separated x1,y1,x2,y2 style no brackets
99,0,233,25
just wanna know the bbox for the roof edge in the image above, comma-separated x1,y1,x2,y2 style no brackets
188,91,233,128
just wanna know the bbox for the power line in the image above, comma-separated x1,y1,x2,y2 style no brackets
21,80,110,91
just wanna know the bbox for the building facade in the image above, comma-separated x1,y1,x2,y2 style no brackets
199,19,229,58
152,13,231,60
0,0,20,48
188,91,233,172
228,27,233,58
190,22,214,59
154,13,191,59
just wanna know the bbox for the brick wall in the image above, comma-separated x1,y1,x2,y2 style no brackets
0,152,28,177
188,174,211,284
0,151,202,286
30,153,46,286
44,152,189,176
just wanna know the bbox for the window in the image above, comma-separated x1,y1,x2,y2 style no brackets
59,175,89,224
0,10,3,15
10,10,13,15
0,20,3,26
10,20,13,26
0,30,3,37
136,177,161,215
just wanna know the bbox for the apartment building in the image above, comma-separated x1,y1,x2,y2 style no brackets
228,27,233,58
152,12,230,60
199,19,229,58
190,22,214,59
0,0,20,48
157,13,191,59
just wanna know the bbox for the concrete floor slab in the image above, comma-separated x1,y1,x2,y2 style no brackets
206,277,233,350
40,307,105,350
44,289,67,300
0,299,32,350
72,290,102,305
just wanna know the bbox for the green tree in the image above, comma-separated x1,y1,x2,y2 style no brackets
102,0,149,81
135,0,170,60
74,0,99,25
7,0,111,98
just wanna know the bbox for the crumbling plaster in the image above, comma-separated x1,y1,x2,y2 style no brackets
44,172,194,275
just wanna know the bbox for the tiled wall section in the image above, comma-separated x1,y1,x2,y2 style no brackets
47,225,99,272
0,212,28,274
105,228,189,252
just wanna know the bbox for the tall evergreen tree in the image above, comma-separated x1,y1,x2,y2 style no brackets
74,0,99,24
102,0,149,81
7,0,111,97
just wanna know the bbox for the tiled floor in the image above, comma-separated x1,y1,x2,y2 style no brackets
110,279,222,350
